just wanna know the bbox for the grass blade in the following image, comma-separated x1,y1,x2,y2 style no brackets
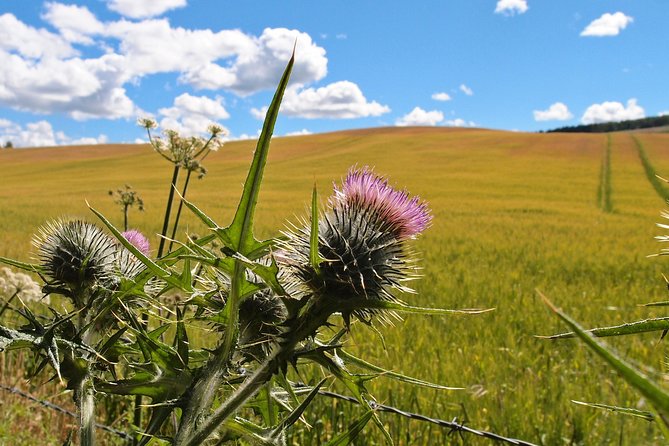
571,400,654,421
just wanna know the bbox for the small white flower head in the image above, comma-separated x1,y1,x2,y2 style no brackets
0,267,46,304
207,124,227,137
137,117,157,130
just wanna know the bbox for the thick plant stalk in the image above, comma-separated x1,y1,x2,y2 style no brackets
76,375,96,446
76,312,97,446
176,304,331,446
174,262,245,443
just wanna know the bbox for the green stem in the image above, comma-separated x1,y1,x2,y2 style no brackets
0,290,19,319
168,169,193,253
123,204,129,231
76,374,96,446
158,165,181,258
178,303,331,446
173,261,244,444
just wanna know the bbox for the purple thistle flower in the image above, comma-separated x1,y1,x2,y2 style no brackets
122,229,150,255
279,166,431,324
333,167,431,240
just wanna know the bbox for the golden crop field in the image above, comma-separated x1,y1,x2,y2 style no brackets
2,127,669,444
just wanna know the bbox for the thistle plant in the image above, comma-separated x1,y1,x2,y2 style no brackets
0,54,500,446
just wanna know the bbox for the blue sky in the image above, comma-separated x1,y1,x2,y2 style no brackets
0,0,667,147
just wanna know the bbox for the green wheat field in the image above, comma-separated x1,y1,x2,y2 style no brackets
2,127,669,444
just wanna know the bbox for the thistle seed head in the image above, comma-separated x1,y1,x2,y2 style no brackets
34,220,117,289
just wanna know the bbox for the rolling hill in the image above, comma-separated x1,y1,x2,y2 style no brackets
3,127,669,444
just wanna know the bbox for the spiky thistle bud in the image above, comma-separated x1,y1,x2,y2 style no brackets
280,167,431,322
34,220,117,292
238,290,287,361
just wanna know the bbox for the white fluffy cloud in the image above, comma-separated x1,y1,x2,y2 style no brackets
42,3,105,44
0,9,383,126
284,129,312,137
272,82,390,119
581,12,633,37
495,0,528,16
396,107,444,127
445,118,476,127
459,84,474,96
0,119,107,148
106,0,187,19
533,102,573,121
158,93,229,136
581,99,644,124
0,13,75,59
431,92,451,102
178,27,328,95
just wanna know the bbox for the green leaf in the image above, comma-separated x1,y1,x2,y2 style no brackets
571,400,654,421
335,348,462,390
642,301,669,307
89,205,188,291
272,378,327,436
537,317,669,339
343,299,494,316
309,184,323,271
539,292,669,417
0,256,42,273
223,51,294,255
323,410,375,446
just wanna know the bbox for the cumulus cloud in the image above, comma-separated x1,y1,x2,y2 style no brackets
431,92,451,102
581,99,644,124
0,11,386,126
284,129,312,136
0,13,76,59
459,84,474,96
396,107,444,127
272,82,390,119
106,0,187,18
445,118,476,127
178,27,328,95
581,12,633,37
495,0,528,16
158,93,229,136
42,3,105,44
0,119,107,148
533,102,573,121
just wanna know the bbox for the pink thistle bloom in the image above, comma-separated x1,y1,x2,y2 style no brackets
333,167,431,240
122,229,150,255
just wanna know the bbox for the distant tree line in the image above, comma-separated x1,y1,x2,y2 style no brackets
545,115,669,133
2,141,12,148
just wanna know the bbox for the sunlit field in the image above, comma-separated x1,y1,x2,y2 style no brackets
2,127,669,444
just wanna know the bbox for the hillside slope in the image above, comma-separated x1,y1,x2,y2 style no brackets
4,127,669,444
